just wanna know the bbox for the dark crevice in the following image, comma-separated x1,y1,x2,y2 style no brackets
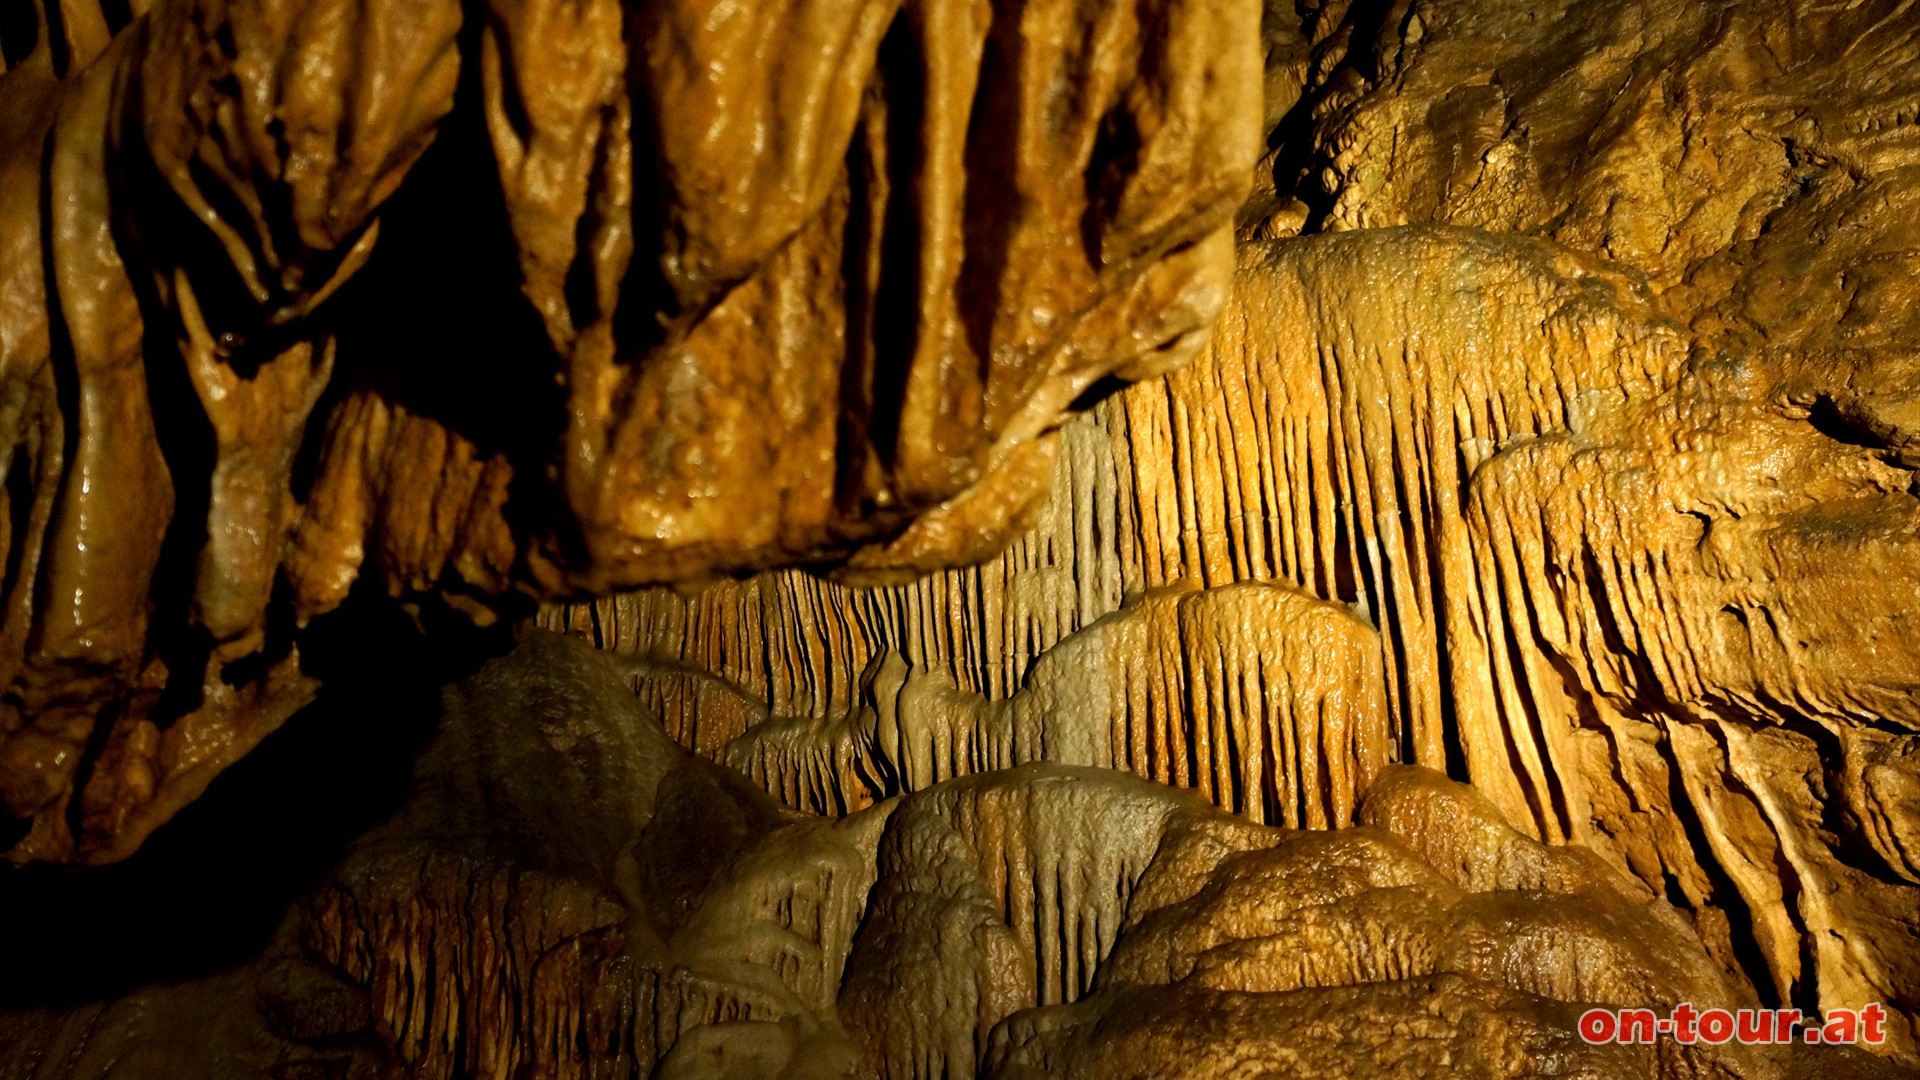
1807,396,1888,451
0,442,34,622
1261,0,1401,233
865,15,929,473
96,0,127,35
0,0,36,69
41,0,64,77
0,584,499,1009
1657,731,1787,1008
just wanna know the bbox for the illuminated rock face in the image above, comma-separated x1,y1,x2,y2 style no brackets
0,0,1258,862
541,0,1920,1064
2,0,1920,1076
560,224,1920,1062
0,633,1812,1079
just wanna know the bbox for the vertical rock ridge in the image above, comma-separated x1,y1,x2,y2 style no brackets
550,224,1681,831
714,582,1389,831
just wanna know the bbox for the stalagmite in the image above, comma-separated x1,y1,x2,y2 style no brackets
4,633,1815,1079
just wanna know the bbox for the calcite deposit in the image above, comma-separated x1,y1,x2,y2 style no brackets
0,633,1861,1079
2,0,1920,1075
562,213,1920,1062
0,0,1257,862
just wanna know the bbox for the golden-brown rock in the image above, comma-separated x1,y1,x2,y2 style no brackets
0,0,1261,862
6,0,1920,1074
719,580,1390,829
6,632,1846,1079
555,0,1920,1061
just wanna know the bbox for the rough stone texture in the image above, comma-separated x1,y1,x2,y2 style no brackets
720,580,1390,828
7,631,1879,1080
0,0,1259,862
2,0,1920,1074
544,0,1920,1065
555,225,1681,779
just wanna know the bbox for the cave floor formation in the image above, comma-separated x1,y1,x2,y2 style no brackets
0,631,1906,1080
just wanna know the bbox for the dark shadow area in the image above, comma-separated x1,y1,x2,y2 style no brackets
1257,0,1400,233
0,590,510,1009
0,0,36,69
318,8,570,575
1807,395,1893,451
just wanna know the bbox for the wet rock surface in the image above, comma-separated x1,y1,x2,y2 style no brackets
549,0,1920,1064
0,0,1258,862
7,632,1895,1079
1,0,1919,1074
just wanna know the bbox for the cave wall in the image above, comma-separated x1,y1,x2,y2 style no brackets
545,0,1920,1060
0,0,1917,1074
0,0,1260,863
3,631,1826,1080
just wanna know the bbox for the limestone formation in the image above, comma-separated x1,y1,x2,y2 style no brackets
721,580,1391,829
0,0,1259,862
542,0,1920,1066
559,222,1920,1060
3,0,1920,1075
4,632,1871,1079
